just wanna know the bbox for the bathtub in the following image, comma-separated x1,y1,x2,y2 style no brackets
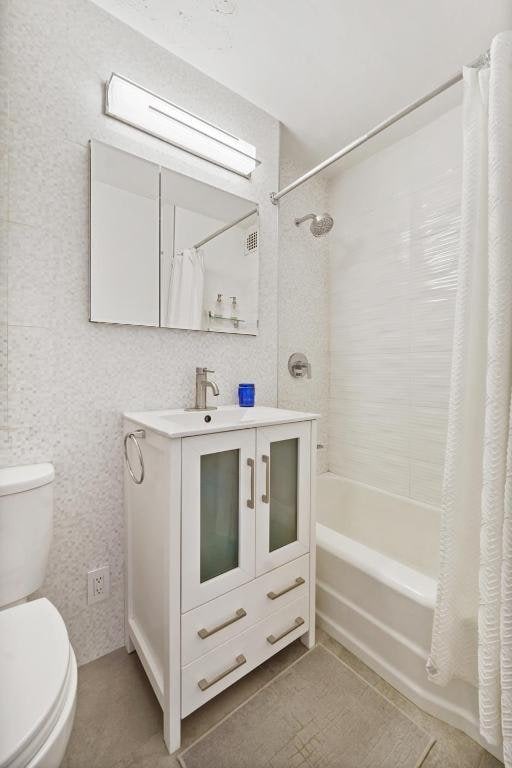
316,472,499,757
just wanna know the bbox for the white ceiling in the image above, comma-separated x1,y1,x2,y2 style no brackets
92,0,511,168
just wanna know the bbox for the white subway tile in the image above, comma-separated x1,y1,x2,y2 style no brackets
328,108,460,506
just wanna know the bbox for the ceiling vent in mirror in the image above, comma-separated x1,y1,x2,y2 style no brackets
245,228,258,254
105,73,260,179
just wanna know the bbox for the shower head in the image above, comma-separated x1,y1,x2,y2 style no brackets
295,212,334,237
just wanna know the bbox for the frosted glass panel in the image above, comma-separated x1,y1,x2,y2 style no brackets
269,439,298,552
200,449,240,582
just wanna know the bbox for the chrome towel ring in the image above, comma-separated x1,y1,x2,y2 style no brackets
124,429,145,484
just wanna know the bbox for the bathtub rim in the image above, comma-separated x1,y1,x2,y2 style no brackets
317,472,441,579
319,471,441,517
316,521,436,609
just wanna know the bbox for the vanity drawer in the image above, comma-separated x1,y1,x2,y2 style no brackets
181,555,309,665
181,596,308,716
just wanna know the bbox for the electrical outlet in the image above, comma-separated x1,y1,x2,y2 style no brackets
87,566,110,605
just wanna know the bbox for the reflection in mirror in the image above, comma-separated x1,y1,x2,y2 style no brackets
160,168,259,335
90,141,160,326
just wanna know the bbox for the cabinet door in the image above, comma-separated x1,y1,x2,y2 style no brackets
255,422,311,575
182,429,256,611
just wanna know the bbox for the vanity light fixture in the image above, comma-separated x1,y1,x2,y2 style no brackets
105,73,260,178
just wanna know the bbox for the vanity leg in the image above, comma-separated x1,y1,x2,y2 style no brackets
163,595,181,753
301,627,316,649
164,709,181,754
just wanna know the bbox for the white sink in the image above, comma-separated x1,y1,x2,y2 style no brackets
124,405,319,438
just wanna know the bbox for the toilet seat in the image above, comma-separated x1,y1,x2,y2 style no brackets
0,599,77,768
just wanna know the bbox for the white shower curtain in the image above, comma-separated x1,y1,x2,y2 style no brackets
166,248,205,330
428,32,512,763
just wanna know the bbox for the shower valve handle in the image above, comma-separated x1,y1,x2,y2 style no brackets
294,362,311,378
288,353,312,379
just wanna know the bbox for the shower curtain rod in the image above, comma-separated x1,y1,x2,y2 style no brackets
194,207,258,249
270,50,490,205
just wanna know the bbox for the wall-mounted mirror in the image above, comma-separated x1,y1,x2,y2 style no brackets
90,142,160,326
90,141,259,335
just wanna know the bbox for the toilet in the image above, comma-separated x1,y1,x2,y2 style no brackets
0,464,77,768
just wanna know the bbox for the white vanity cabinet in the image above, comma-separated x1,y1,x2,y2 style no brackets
123,406,317,754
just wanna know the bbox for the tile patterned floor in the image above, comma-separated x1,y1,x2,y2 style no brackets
179,645,434,768
61,628,503,768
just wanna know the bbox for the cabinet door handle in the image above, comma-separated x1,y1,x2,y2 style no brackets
197,654,247,691
267,576,305,600
262,454,270,503
247,458,255,509
197,608,247,639
266,617,305,645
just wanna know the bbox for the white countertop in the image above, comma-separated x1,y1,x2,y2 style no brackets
124,405,319,438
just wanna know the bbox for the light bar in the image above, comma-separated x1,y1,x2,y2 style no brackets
105,73,260,179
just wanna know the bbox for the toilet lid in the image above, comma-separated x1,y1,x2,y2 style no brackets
0,599,72,768
0,463,55,496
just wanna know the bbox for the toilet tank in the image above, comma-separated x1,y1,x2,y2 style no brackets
0,464,54,608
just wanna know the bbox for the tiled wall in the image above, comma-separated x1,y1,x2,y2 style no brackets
277,157,329,473
327,108,462,506
0,0,279,664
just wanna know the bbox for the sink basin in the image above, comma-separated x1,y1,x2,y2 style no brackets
124,405,319,438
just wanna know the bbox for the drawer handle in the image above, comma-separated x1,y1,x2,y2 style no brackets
266,617,305,645
197,608,247,639
267,576,305,600
247,458,255,509
198,654,247,691
262,454,270,503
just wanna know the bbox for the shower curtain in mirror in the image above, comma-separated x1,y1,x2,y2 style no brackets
428,32,512,764
166,247,205,330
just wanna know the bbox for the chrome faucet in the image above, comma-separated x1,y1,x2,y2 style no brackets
187,367,220,411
